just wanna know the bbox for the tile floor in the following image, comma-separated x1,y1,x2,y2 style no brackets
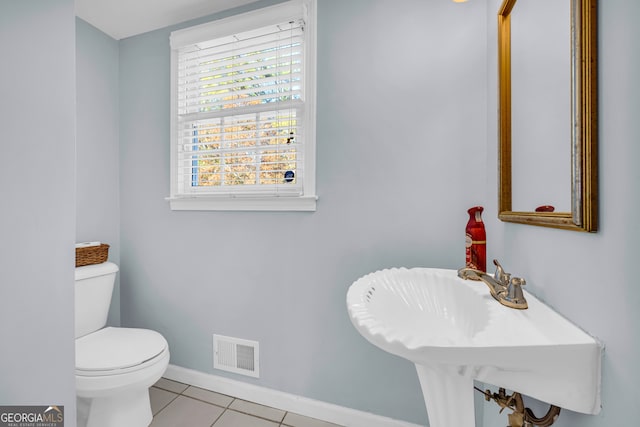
150,378,344,427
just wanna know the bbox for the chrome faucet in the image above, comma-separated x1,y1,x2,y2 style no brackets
457,259,528,309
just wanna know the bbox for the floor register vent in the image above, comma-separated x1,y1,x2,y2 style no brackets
213,334,260,378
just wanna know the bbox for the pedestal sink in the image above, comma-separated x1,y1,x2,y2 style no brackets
347,268,602,426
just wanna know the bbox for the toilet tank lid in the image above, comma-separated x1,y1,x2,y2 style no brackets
75,261,119,281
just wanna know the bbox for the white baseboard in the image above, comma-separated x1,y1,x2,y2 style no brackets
164,364,425,427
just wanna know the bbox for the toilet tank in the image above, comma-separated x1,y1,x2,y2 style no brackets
74,262,119,339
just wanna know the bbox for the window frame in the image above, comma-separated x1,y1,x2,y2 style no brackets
167,0,317,212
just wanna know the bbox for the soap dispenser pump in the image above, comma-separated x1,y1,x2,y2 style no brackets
465,206,486,272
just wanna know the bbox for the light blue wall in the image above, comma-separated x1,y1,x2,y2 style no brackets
482,0,640,426
0,0,77,419
117,0,487,424
76,18,121,326
75,0,640,426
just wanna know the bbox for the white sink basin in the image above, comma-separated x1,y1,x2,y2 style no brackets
347,268,602,426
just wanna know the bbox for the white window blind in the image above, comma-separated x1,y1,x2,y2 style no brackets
172,14,309,200
169,0,317,211
176,20,304,197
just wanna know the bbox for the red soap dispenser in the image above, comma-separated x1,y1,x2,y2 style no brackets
465,206,486,272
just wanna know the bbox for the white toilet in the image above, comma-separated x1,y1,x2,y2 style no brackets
75,262,170,427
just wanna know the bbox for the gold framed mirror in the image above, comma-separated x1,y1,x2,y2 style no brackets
498,0,598,232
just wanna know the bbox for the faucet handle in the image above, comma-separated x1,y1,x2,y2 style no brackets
510,277,526,287
492,259,510,285
504,277,528,309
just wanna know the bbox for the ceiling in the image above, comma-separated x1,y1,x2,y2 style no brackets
75,0,261,40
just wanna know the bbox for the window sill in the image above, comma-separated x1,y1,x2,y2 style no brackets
166,195,317,212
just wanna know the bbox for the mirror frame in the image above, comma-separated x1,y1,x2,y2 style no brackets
498,0,598,232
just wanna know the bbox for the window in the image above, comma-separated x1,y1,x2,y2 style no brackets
168,0,317,211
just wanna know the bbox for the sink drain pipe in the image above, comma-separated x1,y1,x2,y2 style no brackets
475,387,561,427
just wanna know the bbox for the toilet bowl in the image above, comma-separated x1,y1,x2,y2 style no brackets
75,262,169,427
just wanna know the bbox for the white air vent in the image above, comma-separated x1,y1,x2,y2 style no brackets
213,334,259,378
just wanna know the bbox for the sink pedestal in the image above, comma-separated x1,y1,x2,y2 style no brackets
415,364,475,427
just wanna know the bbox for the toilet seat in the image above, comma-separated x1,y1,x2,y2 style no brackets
76,327,168,377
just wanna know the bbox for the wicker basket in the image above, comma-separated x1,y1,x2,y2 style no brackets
76,244,110,267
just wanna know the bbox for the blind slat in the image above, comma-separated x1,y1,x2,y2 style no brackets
179,32,304,66
178,57,302,87
175,18,305,195
178,99,303,123
179,143,301,157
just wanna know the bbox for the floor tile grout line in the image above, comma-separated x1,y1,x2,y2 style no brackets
175,384,236,409
150,388,180,420
154,387,284,426
208,405,225,427
179,385,288,424
220,407,286,425
153,380,343,427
